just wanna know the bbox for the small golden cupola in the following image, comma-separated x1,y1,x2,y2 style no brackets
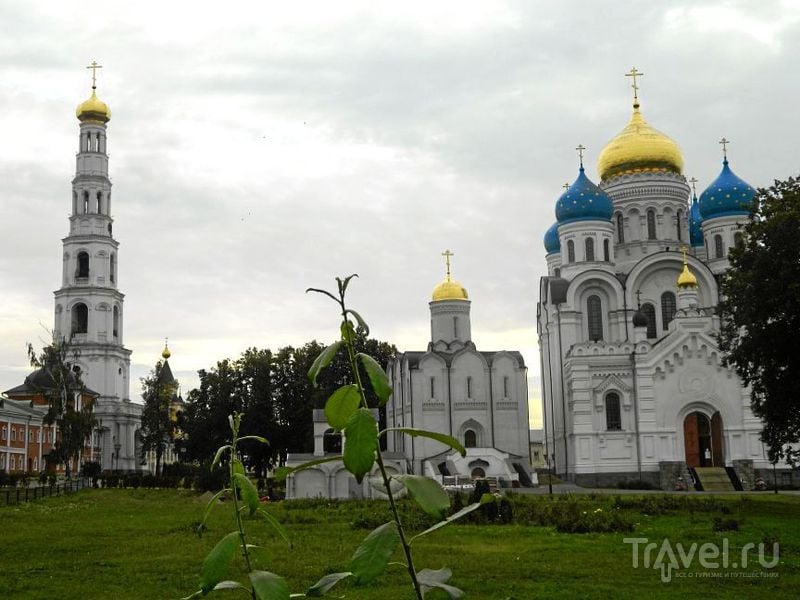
597,67,683,181
76,61,111,123
431,249,469,301
677,248,698,289
162,339,172,360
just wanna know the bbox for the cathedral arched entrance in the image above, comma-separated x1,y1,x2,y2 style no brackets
683,411,723,467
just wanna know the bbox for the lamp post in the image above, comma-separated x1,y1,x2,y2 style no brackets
114,442,121,472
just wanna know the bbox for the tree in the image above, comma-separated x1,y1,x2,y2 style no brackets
139,360,179,477
27,336,96,478
718,174,800,466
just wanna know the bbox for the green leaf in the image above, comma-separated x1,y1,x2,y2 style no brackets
356,353,392,406
381,428,466,456
212,580,248,591
343,408,377,483
231,459,245,479
350,522,399,584
308,341,342,387
238,435,269,445
338,273,358,296
250,570,290,600
200,531,240,593
417,568,464,599
257,508,291,547
410,496,494,544
233,473,259,516
394,475,449,518
211,445,231,470
198,488,230,536
274,456,342,482
340,320,356,344
306,572,353,597
325,384,361,430
345,309,369,335
306,287,340,304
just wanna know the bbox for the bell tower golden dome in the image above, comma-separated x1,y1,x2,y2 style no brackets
597,68,683,181
76,61,111,123
431,249,469,301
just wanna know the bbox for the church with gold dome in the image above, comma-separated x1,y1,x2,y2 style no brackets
537,70,770,490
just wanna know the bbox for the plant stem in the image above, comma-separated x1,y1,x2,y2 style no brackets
229,420,256,599
339,299,424,600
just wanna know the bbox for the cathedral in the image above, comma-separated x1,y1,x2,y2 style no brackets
536,71,783,490
3,66,141,473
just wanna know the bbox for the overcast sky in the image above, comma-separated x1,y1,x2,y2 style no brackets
1,1,799,428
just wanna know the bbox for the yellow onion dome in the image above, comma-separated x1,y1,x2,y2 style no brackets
161,344,171,360
76,88,111,123
677,262,698,289
432,277,469,302
597,102,683,181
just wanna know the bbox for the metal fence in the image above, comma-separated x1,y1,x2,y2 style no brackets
0,477,91,506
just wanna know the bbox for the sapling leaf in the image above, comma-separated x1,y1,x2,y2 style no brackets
345,309,369,335
308,341,342,387
343,408,377,483
179,590,204,600
305,572,353,597
350,522,400,584
409,495,495,544
356,353,392,405
211,445,231,470
338,273,358,296
340,320,356,344
305,287,340,304
231,459,245,480
200,531,240,593
212,580,248,591
233,473,259,516
250,570,290,600
394,474,449,518
198,488,231,536
257,508,291,547
238,435,269,445
274,456,342,482
381,427,466,456
417,568,464,599
324,384,361,430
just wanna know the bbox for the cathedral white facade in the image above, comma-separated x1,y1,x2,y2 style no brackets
536,84,777,490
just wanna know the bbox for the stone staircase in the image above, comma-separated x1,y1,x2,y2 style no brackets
693,467,736,491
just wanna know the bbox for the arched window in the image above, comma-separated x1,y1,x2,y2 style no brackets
605,392,622,430
603,239,610,262
464,429,477,448
567,240,575,263
640,303,657,339
429,376,435,399
110,253,116,283
471,466,485,479
96,191,102,214
734,232,743,247
554,267,561,277
587,295,603,341
661,292,676,329
616,213,624,242
72,192,77,215
714,234,724,258
76,251,89,279
676,209,683,241
647,209,657,240
466,376,472,398
82,191,89,214
71,303,88,334
323,428,342,453
585,237,595,262
113,306,119,338
453,316,459,339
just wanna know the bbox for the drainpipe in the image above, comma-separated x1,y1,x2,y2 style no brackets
555,304,569,481
488,363,495,447
630,346,643,482
543,299,558,480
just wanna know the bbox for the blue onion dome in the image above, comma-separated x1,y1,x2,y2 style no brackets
698,159,756,220
688,194,704,247
544,222,560,254
555,167,614,224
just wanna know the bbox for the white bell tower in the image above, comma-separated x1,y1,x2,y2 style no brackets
52,62,140,472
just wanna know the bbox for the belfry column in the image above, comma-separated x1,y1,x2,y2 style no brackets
53,63,139,472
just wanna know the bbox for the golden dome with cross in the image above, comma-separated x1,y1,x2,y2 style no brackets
76,61,111,123
431,250,469,301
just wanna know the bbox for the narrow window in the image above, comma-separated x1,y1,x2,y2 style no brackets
71,303,89,334
11,428,16,441
453,316,458,339
606,392,622,430
676,209,683,241
466,376,472,399
96,191,102,213
113,306,119,338
603,239,610,262
76,251,90,279
110,253,116,283
464,429,477,448
647,209,657,240
72,192,77,215
661,292,676,329
587,295,603,341
567,240,575,263
585,237,595,262
430,376,435,398
733,232,743,248
554,267,561,277
714,234,724,259
616,212,624,242
83,191,89,214
640,303,657,339
503,376,509,398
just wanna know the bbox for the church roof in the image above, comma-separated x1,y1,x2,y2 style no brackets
698,158,756,220
688,194,704,247
401,349,525,369
555,166,613,224
4,368,100,398
543,222,560,254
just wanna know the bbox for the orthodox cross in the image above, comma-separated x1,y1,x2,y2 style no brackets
719,137,730,160
680,245,689,266
442,249,454,281
635,289,643,308
562,182,570,191
86,60,103,89
625,67,644,102
575,144,586,167
688,177,698,197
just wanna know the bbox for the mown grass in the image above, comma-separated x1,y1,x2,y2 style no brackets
1,489,798,599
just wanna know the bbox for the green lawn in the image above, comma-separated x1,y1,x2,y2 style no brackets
1,489,798,599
